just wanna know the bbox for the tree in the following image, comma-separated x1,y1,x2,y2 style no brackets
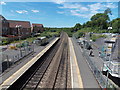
91,13,110,21
104,8,112,15
90,13,110,29
84,21,92,28
82,23,86,28
73,23,82,32
111,18,120,33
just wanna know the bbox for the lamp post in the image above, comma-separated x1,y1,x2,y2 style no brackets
105,27,113,88
16,25,22,57
16,25,22,42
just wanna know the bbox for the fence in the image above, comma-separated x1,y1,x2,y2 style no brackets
1,36,56,74
73,37,119,89
1,45,34,73
83,48,119,89
47,36,56,43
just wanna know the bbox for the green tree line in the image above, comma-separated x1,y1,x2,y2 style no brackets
44,8,120,37
74,8,120,33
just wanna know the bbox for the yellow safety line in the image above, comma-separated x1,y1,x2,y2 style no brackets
69,38,83,88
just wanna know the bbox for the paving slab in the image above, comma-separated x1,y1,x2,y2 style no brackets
69,38,83,88
71,38,100,88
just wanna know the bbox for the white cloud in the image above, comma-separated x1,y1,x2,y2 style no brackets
59,2,117,18
58,3,91,18
88,3,101,11
0,1,6,5
87,3,102,17
88,3,117,12
59,3,89,11
70,10,92,18
106,3,118,8
80,7,89,11
87,3,117,17
16,10,28,14
59,3,81,9
52,0,65,4
31,10,39,13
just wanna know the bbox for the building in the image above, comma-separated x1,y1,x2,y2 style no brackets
8,20,31,39
0,15,9,36
0,15,44,40
32,23,44,34
111,35,120,62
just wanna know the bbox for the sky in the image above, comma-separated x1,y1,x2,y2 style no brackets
0,1,119,27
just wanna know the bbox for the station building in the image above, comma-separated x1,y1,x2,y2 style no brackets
32,23,44,34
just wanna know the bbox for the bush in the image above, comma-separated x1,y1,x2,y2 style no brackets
2,40,9,45
16,44,22,48
90,34,107,42
74,30,85,39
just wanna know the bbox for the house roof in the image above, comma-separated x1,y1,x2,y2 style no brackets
32,23,43,27
0,15,7,21
8,20,31,28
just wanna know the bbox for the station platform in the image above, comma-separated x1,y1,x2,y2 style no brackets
69,38,100,88
0,38,59,89
1,37,101,89
69,38,83,88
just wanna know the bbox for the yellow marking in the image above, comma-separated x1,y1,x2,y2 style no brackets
69,38,83,88
111,63,120,65
1,38,59,88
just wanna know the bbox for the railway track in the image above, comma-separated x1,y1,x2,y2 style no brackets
7,32,71,89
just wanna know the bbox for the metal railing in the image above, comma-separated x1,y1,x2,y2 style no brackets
1,45,34,73
0,36,56,74
47,36,56,43
82,50,105,88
